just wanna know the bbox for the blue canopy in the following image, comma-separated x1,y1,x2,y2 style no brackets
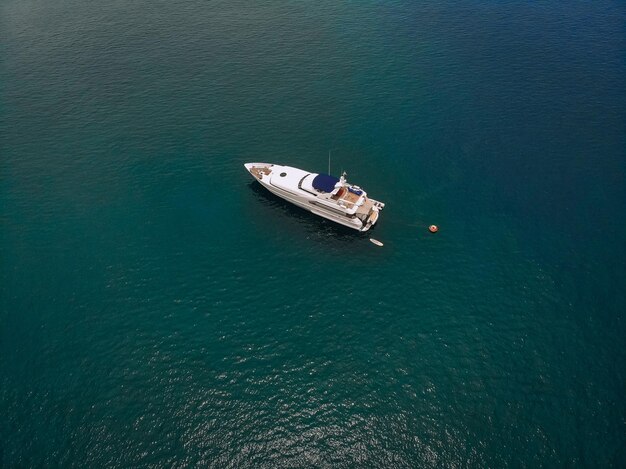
312,174,339,193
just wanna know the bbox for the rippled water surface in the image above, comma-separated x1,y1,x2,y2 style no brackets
1,0,625,466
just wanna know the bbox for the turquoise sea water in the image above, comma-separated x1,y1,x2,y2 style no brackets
1,0,625,466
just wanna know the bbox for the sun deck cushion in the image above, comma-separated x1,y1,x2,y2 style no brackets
312,174,339,193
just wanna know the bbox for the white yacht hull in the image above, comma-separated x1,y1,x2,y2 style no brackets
245,162,384,232
260,179,365,230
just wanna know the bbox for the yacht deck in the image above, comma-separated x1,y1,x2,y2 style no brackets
250,166,272,179
331,187,362,208
356,198,374,216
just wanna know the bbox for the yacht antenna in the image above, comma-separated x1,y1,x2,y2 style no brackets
328,149,332,175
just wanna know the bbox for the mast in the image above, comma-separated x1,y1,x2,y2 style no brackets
328,149,331,175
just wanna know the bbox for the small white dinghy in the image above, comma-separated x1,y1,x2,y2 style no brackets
369,238,384,247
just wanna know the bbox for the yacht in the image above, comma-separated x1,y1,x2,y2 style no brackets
244,162,385,232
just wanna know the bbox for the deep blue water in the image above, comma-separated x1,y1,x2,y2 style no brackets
1,0,625,466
